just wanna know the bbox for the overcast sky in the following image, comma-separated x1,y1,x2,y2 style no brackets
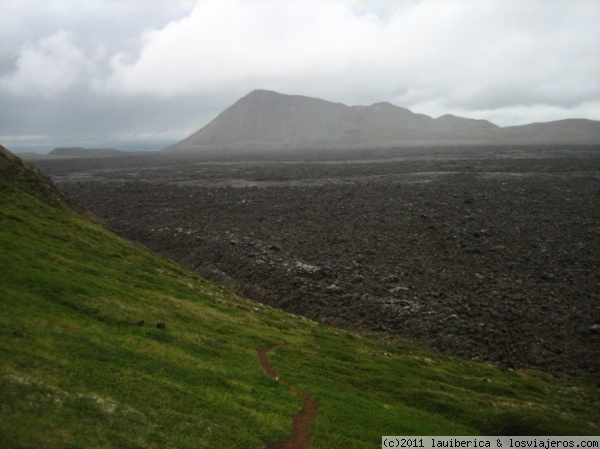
1,0,599,152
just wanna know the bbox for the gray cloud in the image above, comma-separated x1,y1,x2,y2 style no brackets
1,0,598,153
0,31,89,97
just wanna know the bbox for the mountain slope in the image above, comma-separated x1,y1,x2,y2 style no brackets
494,119,600,144
169,90,371,149
435,113,500,132
165,90,599,152
1,144,599,447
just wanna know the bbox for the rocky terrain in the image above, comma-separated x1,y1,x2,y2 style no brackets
35,145,600,377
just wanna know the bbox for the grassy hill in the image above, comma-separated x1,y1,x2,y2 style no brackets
0,145,598,448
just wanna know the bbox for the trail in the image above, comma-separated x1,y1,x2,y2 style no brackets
258,344,318,449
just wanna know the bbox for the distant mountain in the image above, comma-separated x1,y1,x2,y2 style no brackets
49,147,127,157
490,119,600,145
164,90,600,152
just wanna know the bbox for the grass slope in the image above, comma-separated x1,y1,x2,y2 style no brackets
1,149,598,448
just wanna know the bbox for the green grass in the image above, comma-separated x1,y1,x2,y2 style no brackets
0,158,599,448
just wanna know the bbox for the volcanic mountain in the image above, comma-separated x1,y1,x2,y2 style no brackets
165,90,600,152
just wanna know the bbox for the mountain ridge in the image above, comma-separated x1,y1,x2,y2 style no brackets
49,147,127,158
165,90,600,152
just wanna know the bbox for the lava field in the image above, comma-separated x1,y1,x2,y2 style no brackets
35,145,600,377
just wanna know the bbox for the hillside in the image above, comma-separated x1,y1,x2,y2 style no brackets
0,145,85,212
165,90,599,152
1,144,599,447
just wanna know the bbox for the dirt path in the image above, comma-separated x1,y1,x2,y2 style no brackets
258,344,318,449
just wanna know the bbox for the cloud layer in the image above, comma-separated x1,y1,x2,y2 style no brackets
1,0,599,151
1,31,89,97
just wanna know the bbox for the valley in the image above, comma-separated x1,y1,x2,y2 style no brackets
35,145,600,378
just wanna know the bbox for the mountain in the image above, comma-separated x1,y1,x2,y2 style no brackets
49,147,127,157
1,144,599,445
491,119,600,144
165,90,599,152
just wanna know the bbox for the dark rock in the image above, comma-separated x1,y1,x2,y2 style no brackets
588,324,600,335
44,146,600,377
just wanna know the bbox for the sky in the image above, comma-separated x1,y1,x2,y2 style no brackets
1,0,599,153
